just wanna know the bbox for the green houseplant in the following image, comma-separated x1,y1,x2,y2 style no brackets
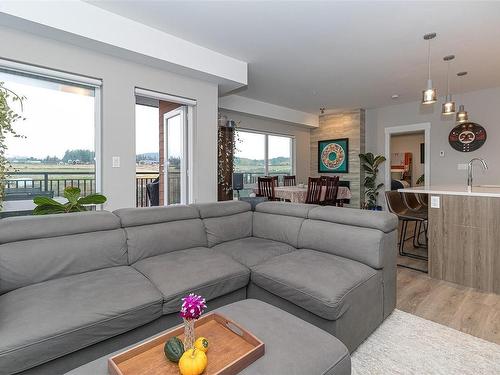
0,82,25,208
359,152,386,210
33,186,106,215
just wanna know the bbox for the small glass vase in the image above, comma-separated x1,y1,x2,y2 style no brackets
183,318,196,349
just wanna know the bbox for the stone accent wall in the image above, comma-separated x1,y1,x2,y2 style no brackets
310,109,365,208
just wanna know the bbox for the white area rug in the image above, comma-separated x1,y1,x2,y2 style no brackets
351,309,500,375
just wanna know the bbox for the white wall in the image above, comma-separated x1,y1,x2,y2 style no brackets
390,132,425,186
218,109,311,183
0,25,219,210
366,86,500,188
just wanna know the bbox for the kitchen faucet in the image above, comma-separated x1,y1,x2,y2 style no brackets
467,158,488,192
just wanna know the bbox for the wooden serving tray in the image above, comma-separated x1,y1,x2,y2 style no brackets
108,313,265,375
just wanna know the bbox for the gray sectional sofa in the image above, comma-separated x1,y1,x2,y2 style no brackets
0,201,398,375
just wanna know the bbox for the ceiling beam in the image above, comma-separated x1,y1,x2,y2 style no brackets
219,95,319,128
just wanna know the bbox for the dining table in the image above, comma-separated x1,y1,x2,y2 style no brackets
252,185,352,204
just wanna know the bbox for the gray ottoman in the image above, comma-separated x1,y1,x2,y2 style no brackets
66,299,350,375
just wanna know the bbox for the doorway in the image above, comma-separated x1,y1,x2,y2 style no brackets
384,123,431,190
135,89,195,207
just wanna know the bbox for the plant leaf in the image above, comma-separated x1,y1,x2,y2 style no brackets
33,204,66,215
33,196,65,207
63,187,81,204
78,194,107,205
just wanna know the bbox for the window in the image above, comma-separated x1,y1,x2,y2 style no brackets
234,129,294,196
0,62,100,217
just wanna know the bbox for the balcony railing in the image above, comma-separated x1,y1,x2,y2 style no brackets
3,171,175,208
3,171,288,209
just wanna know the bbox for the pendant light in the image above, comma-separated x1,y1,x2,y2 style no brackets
422,33,437,104
456,71,469,123
441,55,456,115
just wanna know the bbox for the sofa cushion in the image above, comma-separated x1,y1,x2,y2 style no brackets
251,249,379,320
308,206,398,233
114,205,200,227
0,266,163,375
0,229,127,295
193,201,252,247
114,205,207,264
0,211,120,244
252,202,317,247
193,201,251,219
298,218,387,269
212,237,295,268
132,247,250,314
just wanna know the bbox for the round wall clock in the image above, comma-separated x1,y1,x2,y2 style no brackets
448,122,487,152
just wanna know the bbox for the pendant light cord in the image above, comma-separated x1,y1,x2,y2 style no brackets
428,40,431,80
446,61,450,96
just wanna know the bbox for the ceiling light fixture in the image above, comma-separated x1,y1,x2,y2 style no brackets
456,71,469,123
422,33,437,105
391,94,400,99
442,55,456,115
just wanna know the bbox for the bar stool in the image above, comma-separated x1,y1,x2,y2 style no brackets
402,192,428,248
385,191,428,265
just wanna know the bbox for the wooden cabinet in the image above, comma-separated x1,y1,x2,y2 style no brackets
429,194,500,293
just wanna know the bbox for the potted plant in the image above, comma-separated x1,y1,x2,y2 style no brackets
0,82,25,209
33,186,106,215
359,152,386,210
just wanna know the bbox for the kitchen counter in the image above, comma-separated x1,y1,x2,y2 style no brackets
399,185,500,198
398,186,500,294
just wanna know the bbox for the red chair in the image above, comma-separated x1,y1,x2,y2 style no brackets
283,175,296,186
305,177,323,204
257,177,278,201
321,176,340,206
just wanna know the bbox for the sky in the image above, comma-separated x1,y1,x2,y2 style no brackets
235,130,291,160
1,71,95,159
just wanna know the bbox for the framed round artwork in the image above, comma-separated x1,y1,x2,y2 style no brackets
448,122,487,152
318,138,349,173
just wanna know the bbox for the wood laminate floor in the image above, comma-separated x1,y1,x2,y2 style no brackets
395,221,500,345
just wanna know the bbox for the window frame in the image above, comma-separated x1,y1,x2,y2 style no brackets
0,58,103,195
235,128,296,177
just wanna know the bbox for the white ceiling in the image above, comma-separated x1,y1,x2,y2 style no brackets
89,1,500,114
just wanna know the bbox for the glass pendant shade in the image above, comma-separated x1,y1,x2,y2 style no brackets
456,104,468,123
422,80,437,104
442,95,456,115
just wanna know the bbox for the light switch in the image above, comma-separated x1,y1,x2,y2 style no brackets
112,156,120,168
430,195,440,209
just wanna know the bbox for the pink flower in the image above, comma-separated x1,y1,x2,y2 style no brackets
180,293,207,319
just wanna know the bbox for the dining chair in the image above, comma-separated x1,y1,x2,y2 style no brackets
305,177,323,204
321,176,340,206
257,177,278,201
265,175,279,187
283,175,296,186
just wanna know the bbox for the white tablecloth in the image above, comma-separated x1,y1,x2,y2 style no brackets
252,186,352,204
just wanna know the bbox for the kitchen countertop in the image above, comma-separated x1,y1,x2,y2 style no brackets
398,185,500,198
